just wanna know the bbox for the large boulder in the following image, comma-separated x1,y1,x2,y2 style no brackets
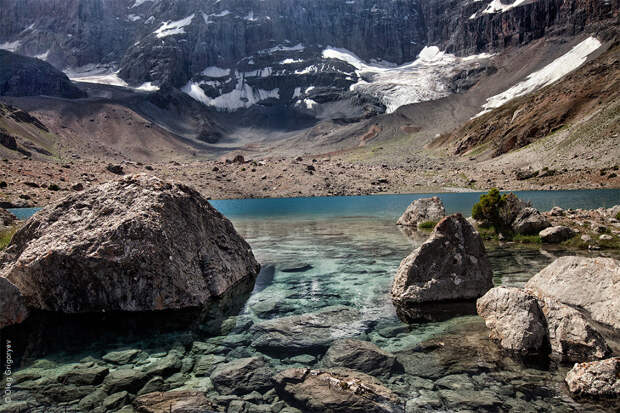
0,277,29,329
210,357,273,395
525,256,620,330
0,174,260,313
396,196,445,227
392,214,493,309
133,390,218,413
321,339,400,377
476,287,547,354
511,207,550,235
565,358,620,398
539,226,574,243
273,368,403,413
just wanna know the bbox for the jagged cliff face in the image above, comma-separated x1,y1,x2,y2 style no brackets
0,0,616,114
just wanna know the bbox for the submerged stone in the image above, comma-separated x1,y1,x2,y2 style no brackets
133,390,217,413
210,357,274,395
321,339,400,377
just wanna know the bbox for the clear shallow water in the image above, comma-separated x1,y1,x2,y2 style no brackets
3,191,620,412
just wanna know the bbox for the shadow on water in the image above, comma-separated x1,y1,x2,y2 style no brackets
0,276,256,368
395,300,478,323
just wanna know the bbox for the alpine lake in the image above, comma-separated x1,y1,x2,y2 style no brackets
2,189,620,413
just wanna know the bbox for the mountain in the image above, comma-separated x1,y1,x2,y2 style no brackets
0,0,616,118
0,50,85,98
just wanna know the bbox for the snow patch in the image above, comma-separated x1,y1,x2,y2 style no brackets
323,45,493,113
280,58,303,64
202,66,230,78
154,14,194,38
34,50,50,61
478,36,601,116
135,82,159,92
183,75,280,111
127,14,142,22
261,43,304,54
0,40,21,52
131,0,156,8
69,72,129,88
482,0,529,14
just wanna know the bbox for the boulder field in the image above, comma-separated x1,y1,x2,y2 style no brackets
0,174,260,328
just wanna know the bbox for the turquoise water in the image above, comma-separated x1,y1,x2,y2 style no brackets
3,190,619,412
10,188,620,220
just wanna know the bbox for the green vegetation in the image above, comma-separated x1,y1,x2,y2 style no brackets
616,211,620,221
512,234,542,244
472,188,506,230
0,226,16,250
48,183,60,191
418,221,438,230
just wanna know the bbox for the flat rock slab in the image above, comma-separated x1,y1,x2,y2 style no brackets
134,390,218,413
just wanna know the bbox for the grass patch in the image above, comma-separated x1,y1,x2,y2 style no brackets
616,211,620,220
418,221,438,230
512,234,542,244
0,226,17,250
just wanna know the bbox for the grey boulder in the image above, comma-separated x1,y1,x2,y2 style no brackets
210,357,273,395
321,339,400,377
0,207,16,230
565,357,619,397
511,207,550,235
396,196,445,227
539,226,574,243
0,277,29,329
0,174,260,313
525,256,620,330
476,287,547,354
392,214,493,308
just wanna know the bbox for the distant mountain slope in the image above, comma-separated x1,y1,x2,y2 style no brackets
0,102,59,159
0,50,85,98
431,41,619,159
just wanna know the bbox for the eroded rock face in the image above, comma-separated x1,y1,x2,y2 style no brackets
525,256,620,330
476,287,547,354
273,368,404,413
0,174,260,313
512,207,551,235
0,277,29,329
539,226,574,243
392,214,493,309
565,358,620,398
133,390,218,413
396,197,445,227
0,207,16,229
321,339,400,378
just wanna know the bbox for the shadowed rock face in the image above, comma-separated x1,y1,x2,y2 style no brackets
0,50,85,98
0,277,29,329
392,214,493,319
0,174,260,313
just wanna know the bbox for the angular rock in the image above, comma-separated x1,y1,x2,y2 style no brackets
392,214,493,309
251,306,363,355
0,277,29,329
134,391,217,413
103,368,149,394
476,287,547,353
396,197,445,227
321,339,399,377
511,207,550,235
539,226,574,243
102,349,142,365
142,354,182,379
525,256,620,329
57,365,109,386
565,357,619,397
535,295,610,363
0,207,16,229
107,163,125,175
103,391,130,411
0,175,260,313
273,368,403,413
210,357,273,395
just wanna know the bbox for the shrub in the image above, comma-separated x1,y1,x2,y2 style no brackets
418,221,438,230
48,183,60,191
472,188,505,228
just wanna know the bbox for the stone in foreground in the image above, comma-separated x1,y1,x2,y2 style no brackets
565,358,619,398
396,196,445,227
511,207,550,235
133,390,218,413
392,214,493,309
273,368,403,413
476,287,547,354
539,226,574,243
0,276,29,329
321,339,400,377
525,256,620,330
0,207,16,230
0,174,260,313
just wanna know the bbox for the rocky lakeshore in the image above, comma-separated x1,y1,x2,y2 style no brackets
1,185,619,412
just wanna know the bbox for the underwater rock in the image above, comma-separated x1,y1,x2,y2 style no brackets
134,390,218,413
476,287,548,354
565,357,620,397
525,256,620,330
0,174,260,313
0,207,16,230
511,207,550,235
273,367,404,413
392,214,493,317
396,196,445,227
251,305,363,356
321,339,400,378
210,357,274,395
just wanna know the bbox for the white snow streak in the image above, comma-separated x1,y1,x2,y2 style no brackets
0,40,21,52
478,36,601,116
154,14,194,38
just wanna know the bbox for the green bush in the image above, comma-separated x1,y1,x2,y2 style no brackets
472,188,506,228
48,183,60,191
418,221,438,230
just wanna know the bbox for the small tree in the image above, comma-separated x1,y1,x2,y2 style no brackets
472,188,506,229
